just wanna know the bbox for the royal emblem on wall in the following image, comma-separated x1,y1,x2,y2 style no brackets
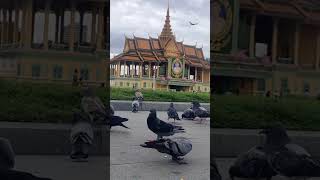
213,0,233,52
171,58,183,78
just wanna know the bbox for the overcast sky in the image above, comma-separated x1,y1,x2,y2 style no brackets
110,0,210,58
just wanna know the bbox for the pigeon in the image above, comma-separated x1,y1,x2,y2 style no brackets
110,115,130,129
260,125,320,178
167,103,180,123
140,137,192,164
189,21,199,26
211,158,222,180
0,138,52,180
192,101,210,123
147,109,185,140
70,111,93,160
181,107,195,120
132,99,139,113
229,146,277,180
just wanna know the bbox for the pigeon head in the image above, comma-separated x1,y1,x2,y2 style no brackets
192,101,200,108
259,124,290,148
149,109,157,118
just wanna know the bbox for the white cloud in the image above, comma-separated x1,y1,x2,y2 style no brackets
110,0,210,58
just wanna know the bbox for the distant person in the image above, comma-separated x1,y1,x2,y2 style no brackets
72,69,78,86
81,86,107,124
134,89,144,110
132,97,139,113
0,138,52,180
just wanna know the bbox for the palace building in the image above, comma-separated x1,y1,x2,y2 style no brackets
110,5,210,92
213,0,320,96
0,0,108,86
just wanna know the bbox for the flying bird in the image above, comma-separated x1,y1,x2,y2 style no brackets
140,137,192,164
147,109,185,140
229,146,277,180
167,103,180,123
260,125,320,178
189,21,199,26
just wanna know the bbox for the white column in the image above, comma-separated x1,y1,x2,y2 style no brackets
294,23,300,66
13,7,19,44
316,30,320,70
195,67,197,81
249,15,256,57
91,8,96,47
1,9,4,47
272,18,279,64
69,1,75,52
43,0,51,50
96,5,104,50
202,69,204,83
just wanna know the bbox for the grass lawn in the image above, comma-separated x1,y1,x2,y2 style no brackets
0,80,110,123
213,95,320,131
0,80,209,123
111,88,210,103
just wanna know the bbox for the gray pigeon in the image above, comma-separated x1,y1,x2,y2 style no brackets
140,137,192,164
167,103,180,123
260,125,320,178
182,108,195,120
192,101,210,118
147,109,185,140
229,146,277,180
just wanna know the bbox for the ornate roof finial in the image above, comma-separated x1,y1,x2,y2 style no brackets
159,0,174,46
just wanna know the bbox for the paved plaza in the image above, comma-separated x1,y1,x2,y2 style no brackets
15,155,108,180
111,111,210,180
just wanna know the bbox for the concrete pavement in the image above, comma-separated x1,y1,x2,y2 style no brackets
110,111,210,180
15,155,108,180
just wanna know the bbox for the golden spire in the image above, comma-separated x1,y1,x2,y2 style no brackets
159,0,174,45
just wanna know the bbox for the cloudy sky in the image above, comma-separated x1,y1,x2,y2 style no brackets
110,0,210,58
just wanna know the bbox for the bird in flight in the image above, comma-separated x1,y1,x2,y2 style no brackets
189,21,199,26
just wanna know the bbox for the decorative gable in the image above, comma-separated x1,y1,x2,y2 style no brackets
164,39,180,58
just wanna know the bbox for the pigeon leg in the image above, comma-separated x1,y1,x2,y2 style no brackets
172,156,187,164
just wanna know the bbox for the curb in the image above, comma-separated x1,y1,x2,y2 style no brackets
111,100,210,111
0,122,108,155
